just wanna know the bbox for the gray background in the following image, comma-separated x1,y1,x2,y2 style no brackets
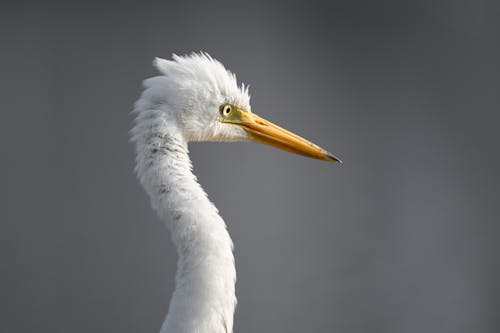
1,1,499,332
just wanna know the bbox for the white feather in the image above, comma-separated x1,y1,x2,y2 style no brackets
131,53,251,333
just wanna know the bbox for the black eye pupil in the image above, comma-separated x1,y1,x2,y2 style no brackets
225,106,230,114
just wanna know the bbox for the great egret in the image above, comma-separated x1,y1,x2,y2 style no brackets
130,53,340,333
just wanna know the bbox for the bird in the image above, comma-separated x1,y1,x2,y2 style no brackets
130,53,340,333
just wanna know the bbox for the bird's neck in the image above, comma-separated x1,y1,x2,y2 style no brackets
135,127,236,333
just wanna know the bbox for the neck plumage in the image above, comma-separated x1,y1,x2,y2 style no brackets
134,123,236,333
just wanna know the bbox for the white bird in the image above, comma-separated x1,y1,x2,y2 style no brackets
130,53,340,333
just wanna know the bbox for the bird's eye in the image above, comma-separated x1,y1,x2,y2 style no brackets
220,104,232,117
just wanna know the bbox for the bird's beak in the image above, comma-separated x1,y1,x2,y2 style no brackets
221,107,341,163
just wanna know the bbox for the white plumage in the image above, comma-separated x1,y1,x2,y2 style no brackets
131,53,339,333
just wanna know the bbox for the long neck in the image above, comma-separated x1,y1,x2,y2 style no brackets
134,125,236,333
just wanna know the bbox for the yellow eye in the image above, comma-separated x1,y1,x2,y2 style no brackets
220,104,232,117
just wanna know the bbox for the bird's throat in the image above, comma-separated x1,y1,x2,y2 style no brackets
135,128,236,333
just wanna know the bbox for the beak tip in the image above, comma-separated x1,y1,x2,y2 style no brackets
327,152,342,164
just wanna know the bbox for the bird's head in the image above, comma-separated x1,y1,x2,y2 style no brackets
139,53,340,163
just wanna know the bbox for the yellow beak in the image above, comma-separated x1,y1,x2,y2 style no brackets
221,106,341,163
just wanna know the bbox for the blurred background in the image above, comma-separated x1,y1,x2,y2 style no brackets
1,1,498,332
